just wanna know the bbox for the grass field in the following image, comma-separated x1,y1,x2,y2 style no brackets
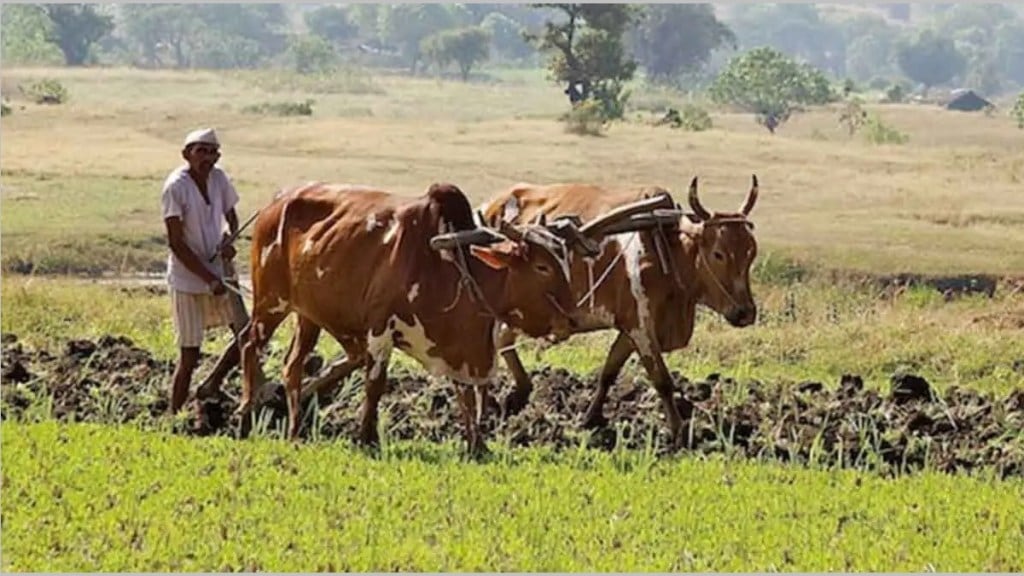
2,64,1023,570
3,422,1023,572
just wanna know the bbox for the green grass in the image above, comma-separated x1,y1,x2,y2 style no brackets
2,421,1022,571
1,172,168,274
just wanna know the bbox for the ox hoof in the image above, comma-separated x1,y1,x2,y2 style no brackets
357,428,381,450
502,391,531,417
466,440,492,461
581,411,609,430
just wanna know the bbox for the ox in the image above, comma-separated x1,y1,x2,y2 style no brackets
238,181,657,455
479,176,760,446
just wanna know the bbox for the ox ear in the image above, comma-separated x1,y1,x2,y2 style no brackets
470,244,516,270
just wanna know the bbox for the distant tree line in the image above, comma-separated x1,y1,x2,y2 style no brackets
4,3,1024,129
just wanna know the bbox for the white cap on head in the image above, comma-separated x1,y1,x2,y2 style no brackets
183,127,219,148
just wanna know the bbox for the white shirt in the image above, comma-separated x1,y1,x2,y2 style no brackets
160,165,239,293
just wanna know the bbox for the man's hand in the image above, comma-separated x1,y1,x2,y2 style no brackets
208,278,227,296
218,233,237,261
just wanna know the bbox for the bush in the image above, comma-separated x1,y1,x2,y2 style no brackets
1,101,11,116
838,98,868,136
1012,92,1024,129
863,114,909,145
242,99,315,117
657,104,712,131
883,82,907,104
752,253,809,285
561,100,606,136
591,79,631,122
21,78,68,104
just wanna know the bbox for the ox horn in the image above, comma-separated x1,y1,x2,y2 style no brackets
688,176,711,221
499,219,525,243
578,193,676,240
739,174,759,216
430,228,504,251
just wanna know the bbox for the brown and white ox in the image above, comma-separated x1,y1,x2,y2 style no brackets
479,176,760,446
238,181,656,454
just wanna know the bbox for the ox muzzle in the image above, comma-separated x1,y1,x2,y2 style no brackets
726,304,757,328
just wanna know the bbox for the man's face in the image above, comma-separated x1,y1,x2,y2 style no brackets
183,143,220,174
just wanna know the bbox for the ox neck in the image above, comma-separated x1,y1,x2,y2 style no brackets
464,258,512,316
433,248,513,323
677,235,706,300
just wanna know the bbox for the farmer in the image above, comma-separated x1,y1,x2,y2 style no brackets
160,127,250,415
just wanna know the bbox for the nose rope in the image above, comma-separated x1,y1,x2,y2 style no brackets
697,247,742,310
545,292,573,320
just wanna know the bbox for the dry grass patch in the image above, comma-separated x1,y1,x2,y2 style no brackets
2,66,1024,277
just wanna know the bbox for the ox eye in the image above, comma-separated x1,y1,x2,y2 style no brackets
713,251,725,262
534,263,553,275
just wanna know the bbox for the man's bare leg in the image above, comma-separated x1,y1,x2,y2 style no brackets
196,297,250,400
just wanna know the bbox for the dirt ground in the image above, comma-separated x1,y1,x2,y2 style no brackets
3,332,1022,477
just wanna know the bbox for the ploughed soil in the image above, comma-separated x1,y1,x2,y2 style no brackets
3,333,1023,478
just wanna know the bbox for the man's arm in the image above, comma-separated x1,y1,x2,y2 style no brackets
220,169,241,261
225,207,239,237
220,207,240,261
165,216,224,294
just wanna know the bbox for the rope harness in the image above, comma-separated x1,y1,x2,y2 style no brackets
441,238,499,319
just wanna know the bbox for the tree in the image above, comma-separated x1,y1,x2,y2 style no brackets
835,13,900,82
349,4,382,41
963,51,1002,96
993,20,1024,86
379,4,458,74
121,5,200,68
287,35,337,74
527,3,640,119
0,5,63,65
710,47,836,133
895,30,966,92
40,4,114,65
421,27,491,81
305,6,357,47
119,4,288,69
844,36,889,84
725,4,844,76
631,4,735,84
935,3,1016,39
481,12,533,62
